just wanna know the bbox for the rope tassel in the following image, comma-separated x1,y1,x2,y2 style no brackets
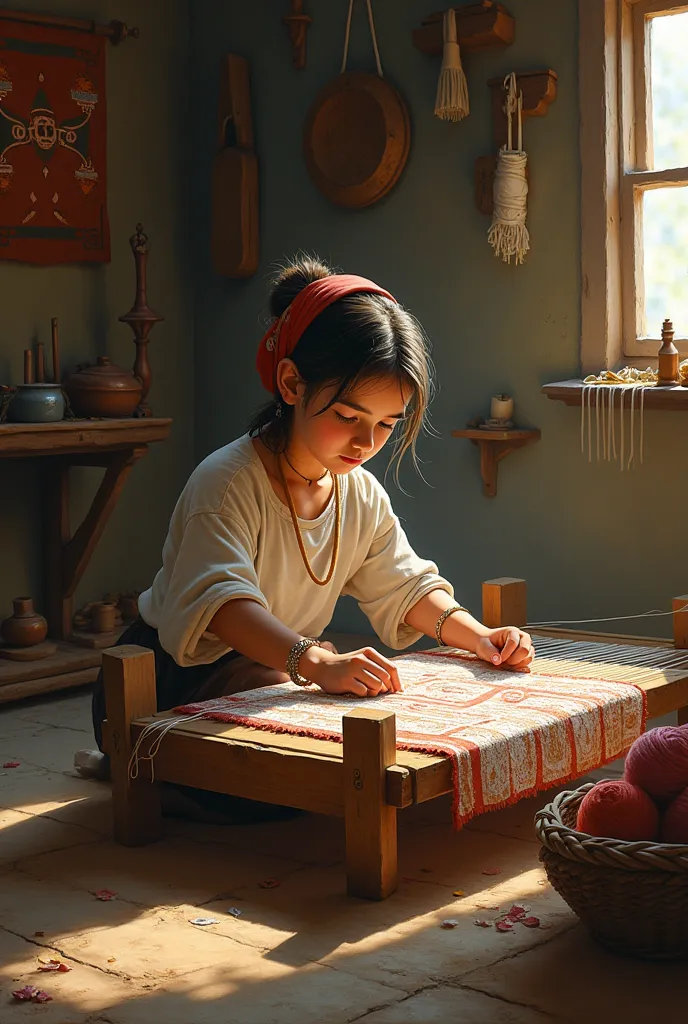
488,73,530,264
434,8,469,121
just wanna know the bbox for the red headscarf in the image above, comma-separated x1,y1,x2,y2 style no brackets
256,274,397,393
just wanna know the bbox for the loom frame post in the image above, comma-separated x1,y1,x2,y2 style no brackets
482,577,527,627
342,708,398,900
102,646,162,846
673,596,688,725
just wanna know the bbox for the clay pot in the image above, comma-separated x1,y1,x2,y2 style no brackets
91,602,117,634
0,597,48,647
63,356,142,418
8,383,65,423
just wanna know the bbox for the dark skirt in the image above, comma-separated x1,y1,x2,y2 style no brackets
91,616,241,751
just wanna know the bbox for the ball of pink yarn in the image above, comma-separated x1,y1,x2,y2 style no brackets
624,725,688,806
660,785,688,844
576,779,659,841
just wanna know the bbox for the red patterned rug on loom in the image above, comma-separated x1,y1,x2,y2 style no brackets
176,650,647,828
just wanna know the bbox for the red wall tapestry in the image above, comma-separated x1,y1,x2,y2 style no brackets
0,18,109,264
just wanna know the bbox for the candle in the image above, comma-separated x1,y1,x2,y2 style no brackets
51,317,60,384
36,342,45,383
490,394,514,421
23,348,34,385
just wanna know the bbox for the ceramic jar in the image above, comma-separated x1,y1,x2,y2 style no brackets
91,601,117,634
63,356,142,418
0,597,48,647
7,383,65,423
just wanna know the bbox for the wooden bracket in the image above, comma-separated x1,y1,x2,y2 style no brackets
475,69,557,215
44,446,148,640
413,3,515,55
452,428,540,497
283,0,312,70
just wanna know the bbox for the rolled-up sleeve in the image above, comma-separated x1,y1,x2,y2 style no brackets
342,495,453,650
156,511,268,666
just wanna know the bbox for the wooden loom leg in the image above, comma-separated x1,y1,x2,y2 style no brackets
673,595,688,725
103,646,162,846
482,578,528,627
343,708,398,900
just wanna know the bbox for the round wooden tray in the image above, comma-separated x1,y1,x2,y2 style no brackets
303,71,411,209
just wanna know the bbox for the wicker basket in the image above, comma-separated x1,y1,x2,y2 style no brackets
535,783,688,960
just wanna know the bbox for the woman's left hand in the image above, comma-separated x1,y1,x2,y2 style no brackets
475,627,534,672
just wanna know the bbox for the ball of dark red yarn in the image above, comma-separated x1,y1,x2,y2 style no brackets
660,785,688,844
576,780,659,841
624,725,688,806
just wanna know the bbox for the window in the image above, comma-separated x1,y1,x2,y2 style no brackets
580,0,688,372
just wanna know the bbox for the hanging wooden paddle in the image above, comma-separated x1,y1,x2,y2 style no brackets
303,0,410,209
211,55,259,278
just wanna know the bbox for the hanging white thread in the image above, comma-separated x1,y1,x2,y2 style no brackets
434,7,469,121
341,0,383,77
488,75,529,264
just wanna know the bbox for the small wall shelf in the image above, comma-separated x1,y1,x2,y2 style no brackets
412,3,515,55
452,428,540,498
543,379,688,409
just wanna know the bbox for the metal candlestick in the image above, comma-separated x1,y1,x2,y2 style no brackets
118,224,164,416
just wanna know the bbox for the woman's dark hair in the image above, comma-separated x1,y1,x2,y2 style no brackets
248,254,434,481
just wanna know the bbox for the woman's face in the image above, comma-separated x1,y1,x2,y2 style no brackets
291,374,411,474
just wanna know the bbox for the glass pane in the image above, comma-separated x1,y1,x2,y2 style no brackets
651,12,688,169
643,186,688,338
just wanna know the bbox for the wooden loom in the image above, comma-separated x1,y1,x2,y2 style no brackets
103,579,688,901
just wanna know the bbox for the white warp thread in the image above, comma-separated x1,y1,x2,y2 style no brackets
580,384,650,471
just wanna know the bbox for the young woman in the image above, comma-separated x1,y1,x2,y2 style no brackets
91,255,533,752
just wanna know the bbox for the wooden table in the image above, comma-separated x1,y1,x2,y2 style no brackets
0,418,171,702
103,579,688,901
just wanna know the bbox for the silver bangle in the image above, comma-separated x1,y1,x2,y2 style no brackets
286,638,322,686
435,605,467,647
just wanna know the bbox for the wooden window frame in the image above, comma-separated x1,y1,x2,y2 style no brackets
580,0,688,373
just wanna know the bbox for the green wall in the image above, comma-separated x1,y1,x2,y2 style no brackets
0,0,193,621
189,0,688,639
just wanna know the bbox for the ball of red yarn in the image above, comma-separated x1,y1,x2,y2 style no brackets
576,780,659,841
660,785,688,844
624,725,688,806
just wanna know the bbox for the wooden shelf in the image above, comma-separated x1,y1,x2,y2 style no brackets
0,417,172,457
0,642,101,704
452,428,540,498
543,379,688,409
413,3,514,56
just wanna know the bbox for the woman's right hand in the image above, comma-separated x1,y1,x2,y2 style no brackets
300,645,402,697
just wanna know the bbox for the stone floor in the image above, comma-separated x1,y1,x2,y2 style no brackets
0,687,684,1024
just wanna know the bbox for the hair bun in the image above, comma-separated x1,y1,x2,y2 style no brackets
269,254,333,318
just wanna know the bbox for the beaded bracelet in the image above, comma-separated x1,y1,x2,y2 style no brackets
435,605,467,647
286,637,322,686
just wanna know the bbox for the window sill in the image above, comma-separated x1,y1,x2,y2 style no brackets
543,379,688,409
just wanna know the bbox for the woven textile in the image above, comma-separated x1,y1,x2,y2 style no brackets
176,650,647,828
0,19,109,263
